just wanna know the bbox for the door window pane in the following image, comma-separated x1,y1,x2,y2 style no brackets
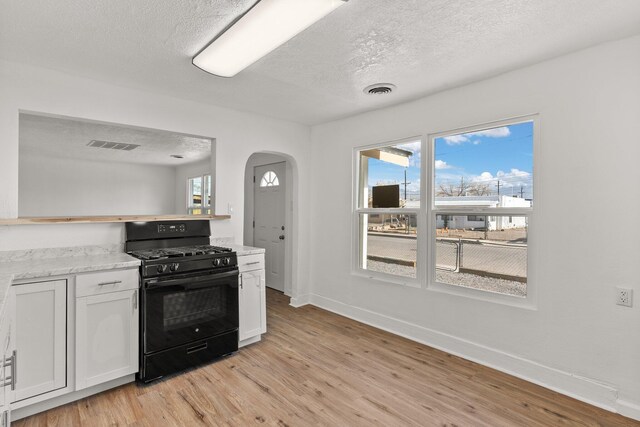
260,171,279,187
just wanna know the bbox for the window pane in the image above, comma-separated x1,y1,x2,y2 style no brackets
260,171,279,187
359,213,417,279
434,121,533,208
436,215,527,297
358,140,421,208
188,177,203,207
203,175,212,207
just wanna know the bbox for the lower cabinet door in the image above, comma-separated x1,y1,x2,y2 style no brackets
76,289,139,390
13,280,67,402
239,270,266,341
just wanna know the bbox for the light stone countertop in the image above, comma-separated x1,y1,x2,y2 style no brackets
0,252,140,321
224,244,266,256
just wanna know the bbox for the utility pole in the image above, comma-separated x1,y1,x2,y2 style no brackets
497,180,501,196
519,185,525,198
403,169,411,203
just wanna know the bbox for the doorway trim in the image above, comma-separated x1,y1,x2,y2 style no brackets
244,152,297,299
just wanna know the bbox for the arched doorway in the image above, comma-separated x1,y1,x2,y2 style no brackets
243,152,297,297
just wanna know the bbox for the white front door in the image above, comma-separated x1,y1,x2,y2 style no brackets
254,162,286,292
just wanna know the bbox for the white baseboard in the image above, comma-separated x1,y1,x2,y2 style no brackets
289,293,310,308
309,293,637,420
617,399,640,421
239,334,262,348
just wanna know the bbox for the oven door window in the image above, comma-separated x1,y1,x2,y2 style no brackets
144,271,239,353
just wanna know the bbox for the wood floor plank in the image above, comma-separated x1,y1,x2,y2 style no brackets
12,288,639,426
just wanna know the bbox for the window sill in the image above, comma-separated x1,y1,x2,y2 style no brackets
351,269,421,289
428,280,537,310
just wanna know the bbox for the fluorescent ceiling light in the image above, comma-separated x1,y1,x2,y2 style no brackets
193,0,348,78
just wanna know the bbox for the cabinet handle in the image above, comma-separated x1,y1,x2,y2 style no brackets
3,350,16,390
133,290,138,311
98,280,122,286
11,350,16,390
245,261,260,266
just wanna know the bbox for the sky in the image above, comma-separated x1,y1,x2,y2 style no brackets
366,121,534,201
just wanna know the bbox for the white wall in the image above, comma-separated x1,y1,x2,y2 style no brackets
309,35,640,418
0,59,312,300
19,154,177,216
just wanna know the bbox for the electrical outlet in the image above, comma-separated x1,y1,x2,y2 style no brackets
616,288,633,307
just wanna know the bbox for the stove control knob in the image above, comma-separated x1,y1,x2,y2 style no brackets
156,264,167,274
213,258,221,267
222,257,230,266
170,263,179,272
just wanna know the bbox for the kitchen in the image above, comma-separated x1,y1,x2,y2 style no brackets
1,0,640,425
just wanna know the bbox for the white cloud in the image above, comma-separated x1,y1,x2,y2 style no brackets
466,127,511,138
396,140,421,167
443,135,468,145
477,172,494,182
442,126,511,145
434,160,451,170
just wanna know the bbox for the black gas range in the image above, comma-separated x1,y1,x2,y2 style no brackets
125,220,239,383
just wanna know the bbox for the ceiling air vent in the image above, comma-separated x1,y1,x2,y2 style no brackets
87,140,140,151
364,83,396,95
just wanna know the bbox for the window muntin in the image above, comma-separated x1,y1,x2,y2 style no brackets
188,174,212,215
260,171,280,187
355,139,421,281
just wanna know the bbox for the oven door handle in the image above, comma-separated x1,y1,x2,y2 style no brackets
145,270,238,289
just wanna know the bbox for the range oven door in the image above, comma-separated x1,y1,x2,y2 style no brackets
142,268,239,354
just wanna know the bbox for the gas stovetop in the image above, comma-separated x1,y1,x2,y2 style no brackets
128,245,233,261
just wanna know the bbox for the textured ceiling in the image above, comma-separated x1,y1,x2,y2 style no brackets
2,0,640,125
19,113,212,166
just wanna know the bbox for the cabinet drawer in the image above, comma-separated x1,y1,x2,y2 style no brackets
76,269,139,297
237,254,264,272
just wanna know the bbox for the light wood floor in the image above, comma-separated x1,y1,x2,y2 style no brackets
15,289,639,426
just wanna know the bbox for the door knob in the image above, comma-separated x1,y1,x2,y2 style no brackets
279,235,285,240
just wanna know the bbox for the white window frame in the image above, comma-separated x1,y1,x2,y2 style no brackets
427,114,538,308
352,136,427,287
351,115,538,308
187,174,212,215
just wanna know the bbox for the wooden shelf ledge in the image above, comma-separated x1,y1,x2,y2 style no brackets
0,214,231,225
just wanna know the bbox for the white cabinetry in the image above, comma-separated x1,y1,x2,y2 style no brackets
238,253,266,344
11,280,67,402
0,289,16,426
75,269,138,391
